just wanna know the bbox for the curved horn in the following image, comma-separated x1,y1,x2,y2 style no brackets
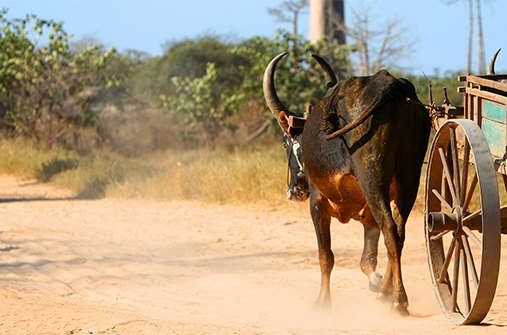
487,49,501,75
263,52,295,117
311,54,338,90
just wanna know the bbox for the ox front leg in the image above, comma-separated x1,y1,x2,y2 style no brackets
310,196,334,312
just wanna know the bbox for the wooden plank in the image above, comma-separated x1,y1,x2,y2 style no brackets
482,118,506,159
476,96,482,127
465,76,507,95
466,92,472,120
463,87,507,105
482,100,506,124
476,74,507,80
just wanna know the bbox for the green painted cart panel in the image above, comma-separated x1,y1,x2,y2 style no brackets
482,100,506,158
483,99,505,123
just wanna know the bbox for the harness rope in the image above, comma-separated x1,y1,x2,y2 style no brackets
285,129,303,188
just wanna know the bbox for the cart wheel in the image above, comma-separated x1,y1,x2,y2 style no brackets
425,119,501,325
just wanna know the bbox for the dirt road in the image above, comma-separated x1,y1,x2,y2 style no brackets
0,175,506,334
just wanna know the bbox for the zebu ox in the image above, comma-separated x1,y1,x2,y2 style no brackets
263,52,431,314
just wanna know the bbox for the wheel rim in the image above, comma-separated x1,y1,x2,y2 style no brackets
424,119,501,325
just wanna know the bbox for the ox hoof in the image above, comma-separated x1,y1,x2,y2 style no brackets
392,302,410,316
376,292,392,306
312,301,331,313
368,272,383,292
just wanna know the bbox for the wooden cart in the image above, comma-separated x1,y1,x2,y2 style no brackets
424,61,507,325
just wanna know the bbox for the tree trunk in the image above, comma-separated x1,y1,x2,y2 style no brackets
476,0,485,74
244,118,272,143
466,0,473,74
309,0,345,44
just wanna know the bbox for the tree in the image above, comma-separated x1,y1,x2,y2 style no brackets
268,0,309,36
467,0,473,74
405,71,464,107
445,0,488,74
70,34,104,54
309,0,345,45
0,9,117,144
132,34,248,103
476,0,485,73
158,30,349,146
334,5,412,75
229,29,349,122
160,62,236,147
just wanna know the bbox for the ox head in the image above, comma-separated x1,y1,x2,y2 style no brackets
263,52,338,202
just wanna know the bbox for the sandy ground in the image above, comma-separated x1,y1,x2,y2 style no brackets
0,175,506,334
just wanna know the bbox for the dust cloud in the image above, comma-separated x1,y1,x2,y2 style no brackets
0,175,506,334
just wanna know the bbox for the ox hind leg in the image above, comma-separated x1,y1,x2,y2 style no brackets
383,163,426,311
358,214,383,293
356,165,423,315
367,192,409,314
353,163,410,315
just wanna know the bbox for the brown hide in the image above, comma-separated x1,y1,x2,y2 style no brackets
321,71,401,140
263,52,430,316
318,174,399,228
301,70,430,314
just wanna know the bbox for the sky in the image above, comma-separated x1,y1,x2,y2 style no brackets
2,0,506,76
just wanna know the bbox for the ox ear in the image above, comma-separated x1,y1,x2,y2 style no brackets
277,111,291,135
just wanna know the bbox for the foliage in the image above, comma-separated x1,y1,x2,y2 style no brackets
160,62,237,146
0,9,116,144
101,51,147,96
0,9,469,157
228,30,350,118
158,30,349,146
0,10,482,206
132,34,248,103
405,71,464,107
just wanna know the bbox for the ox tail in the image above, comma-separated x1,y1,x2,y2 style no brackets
323,72,401,141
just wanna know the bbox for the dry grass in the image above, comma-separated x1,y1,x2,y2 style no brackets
0,137,76,178
2,136,503,217
0,138,288,204
104,145,288,204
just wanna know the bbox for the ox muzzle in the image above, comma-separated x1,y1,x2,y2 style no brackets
283,134,309,202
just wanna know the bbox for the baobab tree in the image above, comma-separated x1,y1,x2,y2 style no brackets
309,0,345,45
268,0,309,36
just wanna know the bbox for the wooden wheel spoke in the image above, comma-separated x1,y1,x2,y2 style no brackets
463,209,482,223
449,128,461,199
425,120,501,325
430,229,451,241
439,147,460,206
432,188,454,212
460,240,471,314
463,226,482,249
452,238,461,312
461,234,478,289
438,234,458,283
463,173,478,214
460,140,471,204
